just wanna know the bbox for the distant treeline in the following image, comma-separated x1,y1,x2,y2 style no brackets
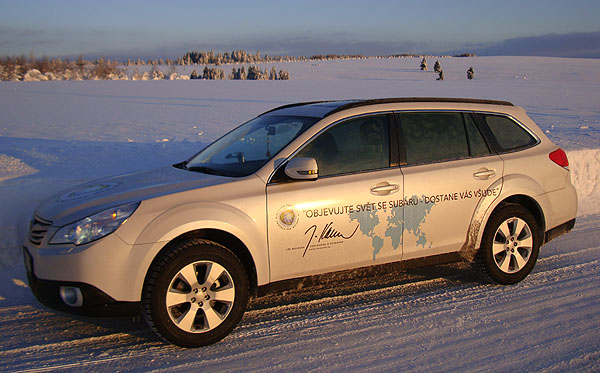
0,49,367,81
178,49,368,66
0,49,477,81
0,54,291,81
192,66,289,80
0,55,124,81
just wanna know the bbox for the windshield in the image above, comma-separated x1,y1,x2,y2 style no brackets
185,115,319,177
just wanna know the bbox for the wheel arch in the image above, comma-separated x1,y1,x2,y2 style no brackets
143,229,259,298
460,192,546,262
131,201,268,303
499,195,546,238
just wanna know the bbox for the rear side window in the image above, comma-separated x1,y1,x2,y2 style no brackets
464,114,490,157
401,112,489,165
484,115,537,151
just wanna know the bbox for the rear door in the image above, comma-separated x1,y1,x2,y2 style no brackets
397,112,504,259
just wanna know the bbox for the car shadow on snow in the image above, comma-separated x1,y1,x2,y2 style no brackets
247,260,482,312
4,260,484,350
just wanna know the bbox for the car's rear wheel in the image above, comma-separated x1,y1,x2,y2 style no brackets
475,204,540,284
142,239,248,347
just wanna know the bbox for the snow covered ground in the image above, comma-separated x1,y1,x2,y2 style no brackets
0,56,598,371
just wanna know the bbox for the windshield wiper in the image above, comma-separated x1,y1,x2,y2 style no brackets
186,165,228,176
173,161,188,170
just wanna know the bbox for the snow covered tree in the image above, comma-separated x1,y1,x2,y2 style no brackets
436,69,444,81
434,60,441,73
202,66,225,80
246,65,262,80
467,67,475,80
131,69,142,80
420,57,427,71
0,58,18,80
92,57,117,79
151,65,165,80
278,69,290,80
76,55,86,73
190,69,200,79
230,67,247,80
269,66,278,80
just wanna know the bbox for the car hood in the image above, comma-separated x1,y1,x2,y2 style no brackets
36,165,232,226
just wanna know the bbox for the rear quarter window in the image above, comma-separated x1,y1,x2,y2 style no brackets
484,115,537,152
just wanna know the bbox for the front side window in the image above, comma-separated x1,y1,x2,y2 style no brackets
295,115,390,177
186,115,318,176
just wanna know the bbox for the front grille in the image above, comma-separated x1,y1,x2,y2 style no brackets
29,216,52,246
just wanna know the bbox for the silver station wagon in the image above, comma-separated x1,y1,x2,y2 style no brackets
24,98,577,347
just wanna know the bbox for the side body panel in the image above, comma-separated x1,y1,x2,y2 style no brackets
401,156,504,260
267,168,404,281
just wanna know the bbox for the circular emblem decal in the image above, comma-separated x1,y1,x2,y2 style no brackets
58,182,119,202
276,205,298,230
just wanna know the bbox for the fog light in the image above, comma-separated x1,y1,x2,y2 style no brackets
60,286,83,307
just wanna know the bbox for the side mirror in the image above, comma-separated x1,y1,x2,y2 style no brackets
285,157,318,180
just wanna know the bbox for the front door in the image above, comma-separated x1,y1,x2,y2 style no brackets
266,114,404,282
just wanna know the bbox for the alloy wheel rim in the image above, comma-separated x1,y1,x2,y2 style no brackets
165,261,235,333
492,217,533,274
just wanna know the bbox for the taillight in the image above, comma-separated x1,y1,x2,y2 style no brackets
549,148,569,169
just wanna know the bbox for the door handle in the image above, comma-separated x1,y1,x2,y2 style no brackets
473,168,496,180
370,182,399,196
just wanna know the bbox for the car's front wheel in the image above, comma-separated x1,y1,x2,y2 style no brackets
142,239,249,347
475,204,540,284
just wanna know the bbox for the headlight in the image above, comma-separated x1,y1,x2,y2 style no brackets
50,202,139,245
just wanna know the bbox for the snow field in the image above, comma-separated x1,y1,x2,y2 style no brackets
0,216,598,371
0,56,598,371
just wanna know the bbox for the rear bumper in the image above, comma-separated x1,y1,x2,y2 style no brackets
544,218,576,244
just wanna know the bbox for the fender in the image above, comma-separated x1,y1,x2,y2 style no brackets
459,177,503,261
459,173,549,262
127,201,269,301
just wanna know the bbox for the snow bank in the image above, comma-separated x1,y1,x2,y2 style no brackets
0,154,38,181
568,148,600,216
22,69,48,82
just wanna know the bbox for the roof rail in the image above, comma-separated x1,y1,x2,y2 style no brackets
258,100,336,116
325,97,514,116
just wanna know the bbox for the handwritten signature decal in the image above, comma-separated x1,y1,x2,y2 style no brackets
303,222,359,257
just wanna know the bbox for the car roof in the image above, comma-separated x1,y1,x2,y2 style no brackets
260,97,514,119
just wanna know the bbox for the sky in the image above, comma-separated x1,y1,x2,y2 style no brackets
1,0,599,59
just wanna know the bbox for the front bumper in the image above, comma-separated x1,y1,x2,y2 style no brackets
23,247,139,316
23,220,158,303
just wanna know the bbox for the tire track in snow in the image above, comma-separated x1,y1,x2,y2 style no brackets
0,221,598,372
6,252,597,372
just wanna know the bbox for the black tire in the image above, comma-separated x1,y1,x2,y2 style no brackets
475,204,540,285
142,239,249,347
